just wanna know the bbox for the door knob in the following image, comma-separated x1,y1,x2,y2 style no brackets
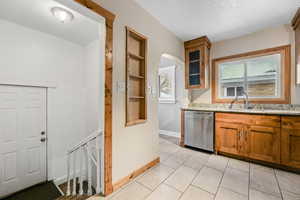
41,138,46,142
41,131,45,135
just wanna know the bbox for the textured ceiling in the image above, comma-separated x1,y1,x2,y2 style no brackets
134,0,300,42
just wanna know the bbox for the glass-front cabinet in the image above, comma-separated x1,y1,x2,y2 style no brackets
184,36,211,89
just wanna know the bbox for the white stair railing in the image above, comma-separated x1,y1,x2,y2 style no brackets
66,130,103,196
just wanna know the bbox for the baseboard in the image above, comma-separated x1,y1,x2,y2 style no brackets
159,130,180,138
112,157,160,192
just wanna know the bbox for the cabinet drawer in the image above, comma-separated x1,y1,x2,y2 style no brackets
216,113,280,127
282,116,300,129
215,113,249,124
250,115,280,128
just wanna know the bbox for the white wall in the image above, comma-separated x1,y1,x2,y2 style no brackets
0,19,104,182
192,24,300,104
158,57,184,135
94,0,184,183
84,39,103,135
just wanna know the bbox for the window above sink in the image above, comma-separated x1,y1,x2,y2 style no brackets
212,45,291,104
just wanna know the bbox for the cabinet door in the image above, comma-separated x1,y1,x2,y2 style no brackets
281,117,300,168
295,26,300,84
248,126,280,164
185,47,204,89
216,122,243,156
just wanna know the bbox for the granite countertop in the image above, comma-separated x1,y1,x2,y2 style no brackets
182,104,300,116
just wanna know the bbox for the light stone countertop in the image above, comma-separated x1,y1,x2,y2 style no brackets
181,106,300,116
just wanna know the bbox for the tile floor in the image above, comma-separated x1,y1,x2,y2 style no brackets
89,136,300,200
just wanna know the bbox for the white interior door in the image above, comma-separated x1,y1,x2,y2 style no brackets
0,85,47,198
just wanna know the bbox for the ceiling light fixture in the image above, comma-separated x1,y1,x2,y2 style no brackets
51,7,74,23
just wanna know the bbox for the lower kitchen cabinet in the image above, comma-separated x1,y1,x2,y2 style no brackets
281,116,300,168
248,125,280,164
215,113,282,165
215,122,242,156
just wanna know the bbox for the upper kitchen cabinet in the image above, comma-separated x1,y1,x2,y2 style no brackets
292,8,300,85
184,36,211,89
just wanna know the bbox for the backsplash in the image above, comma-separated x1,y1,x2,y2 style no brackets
189,103,300,111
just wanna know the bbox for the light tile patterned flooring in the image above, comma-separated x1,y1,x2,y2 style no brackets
89,136,300,200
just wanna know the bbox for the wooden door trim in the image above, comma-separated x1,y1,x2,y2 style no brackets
74,0,115,27
73,0,115,195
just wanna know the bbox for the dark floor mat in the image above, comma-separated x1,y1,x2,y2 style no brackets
2,181,62,200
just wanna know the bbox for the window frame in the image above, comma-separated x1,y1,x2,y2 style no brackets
212,45,291,104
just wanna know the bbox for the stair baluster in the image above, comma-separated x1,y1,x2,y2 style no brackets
79,146,84,195
66,154,71,196
64,130,102,198
96,139,101,194
72,150,77,196
87,143,92,195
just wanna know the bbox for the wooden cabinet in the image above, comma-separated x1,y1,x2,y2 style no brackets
281,116,300,168
216,113,281,164
248,125,280,164
184,36,211,89
215,122,242,156
292,8,300,85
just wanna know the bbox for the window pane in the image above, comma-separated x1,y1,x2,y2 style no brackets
189,62,200,74
236,86,244,96
226,87,235,97
189,50,200,61
219,61,245,98
189,75,200,85
246,54,280,98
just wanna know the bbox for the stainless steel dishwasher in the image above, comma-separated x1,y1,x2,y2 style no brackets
184,111,214,152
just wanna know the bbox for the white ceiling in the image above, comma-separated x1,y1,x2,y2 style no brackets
134,0,300,42
0,0,100,46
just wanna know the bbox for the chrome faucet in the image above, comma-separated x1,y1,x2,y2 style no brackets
242,91,249,109
229,90,250,110
229,95,240,109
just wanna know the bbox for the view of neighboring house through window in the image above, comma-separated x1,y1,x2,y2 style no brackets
218,54,281,99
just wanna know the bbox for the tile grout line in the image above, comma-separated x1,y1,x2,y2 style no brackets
162,155,203,198
140,153,187,200
142,158,180,199
112,144,179,200
249,167,283,199
273,169,284,200
176,164,205,200
190,182,217,196
213,157,229,200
